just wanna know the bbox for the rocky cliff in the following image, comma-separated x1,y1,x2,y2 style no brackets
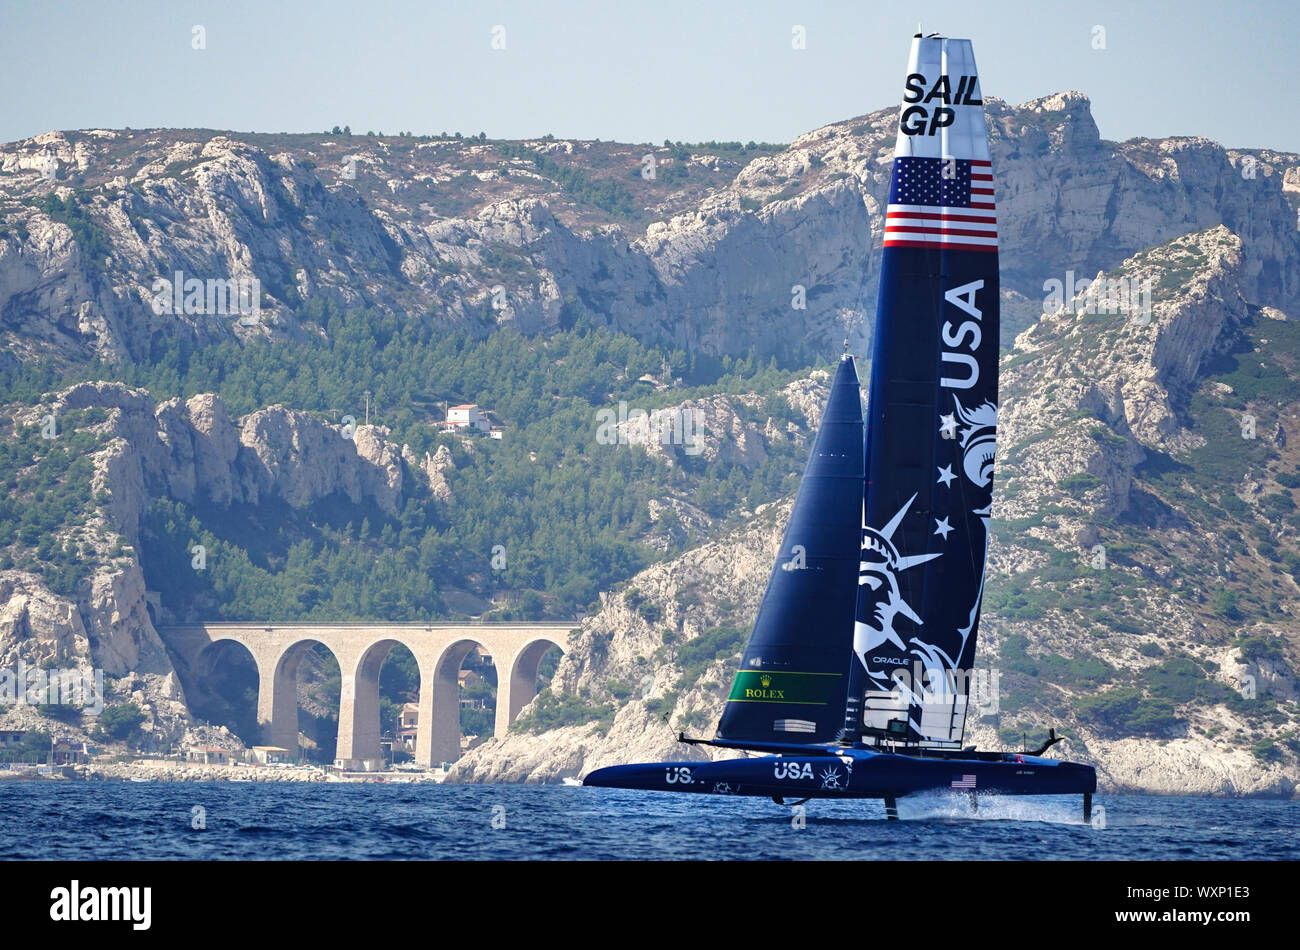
3,94,1297,367
0,381,444,746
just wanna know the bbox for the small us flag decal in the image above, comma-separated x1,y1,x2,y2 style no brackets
951,774,977,789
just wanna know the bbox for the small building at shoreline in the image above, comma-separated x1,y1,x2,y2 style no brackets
248,746,294,765
186,746,235,765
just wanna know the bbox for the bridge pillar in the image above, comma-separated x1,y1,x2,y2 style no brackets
414,663,436,769
335,643,389,772
258,647,300,755
425,640,478,766
163,623,575,772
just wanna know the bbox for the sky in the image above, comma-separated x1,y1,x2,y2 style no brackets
1,0,1297,152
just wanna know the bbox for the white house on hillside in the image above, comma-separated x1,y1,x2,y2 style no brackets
445,404,490,433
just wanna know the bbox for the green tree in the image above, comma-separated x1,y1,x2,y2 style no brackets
97,703,146,740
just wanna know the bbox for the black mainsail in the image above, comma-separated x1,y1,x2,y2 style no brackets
716,355,864,745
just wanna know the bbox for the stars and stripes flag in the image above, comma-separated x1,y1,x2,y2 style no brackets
883,156,997,253
951,774,977,789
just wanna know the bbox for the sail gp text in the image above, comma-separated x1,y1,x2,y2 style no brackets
900,72,982,136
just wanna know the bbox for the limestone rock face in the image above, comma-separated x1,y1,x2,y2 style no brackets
405,443,455,505
0,571,90,668
4,95,1295,365
779,370,833,429
154,398,198,502
1094,737,1295,798
48,382,424,526
186,393,240,505
611,393,763,467
85,563,169,675
0,567,190,749
601,374,829,473
999,226,1249,535
633,180,874,359
351,425,405,513
237,409,405,512
0,381,426,748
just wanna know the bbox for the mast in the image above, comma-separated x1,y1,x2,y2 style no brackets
850,35,1000,746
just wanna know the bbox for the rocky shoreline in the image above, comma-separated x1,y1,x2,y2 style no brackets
1,760,446,783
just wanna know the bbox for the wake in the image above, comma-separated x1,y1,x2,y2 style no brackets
897,791,1091,825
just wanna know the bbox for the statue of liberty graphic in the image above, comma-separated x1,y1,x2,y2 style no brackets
853,493,941,696
854,395,997,726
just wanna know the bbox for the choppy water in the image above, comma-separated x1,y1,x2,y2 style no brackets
0,783,1294,860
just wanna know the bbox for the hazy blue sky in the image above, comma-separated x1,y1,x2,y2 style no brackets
2,0,1296,151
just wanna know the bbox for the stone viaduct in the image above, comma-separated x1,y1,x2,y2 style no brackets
162,623,576,770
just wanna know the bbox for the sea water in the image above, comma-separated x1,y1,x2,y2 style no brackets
0,783,1293,860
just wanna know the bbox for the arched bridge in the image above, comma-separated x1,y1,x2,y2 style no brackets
162,623,577,770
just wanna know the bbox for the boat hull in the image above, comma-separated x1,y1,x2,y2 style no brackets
583,747,1095,800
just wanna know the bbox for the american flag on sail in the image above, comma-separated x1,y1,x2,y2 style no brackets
951,774,977,789
883,156,997,253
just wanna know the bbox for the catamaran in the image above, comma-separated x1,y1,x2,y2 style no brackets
585,34,1097,820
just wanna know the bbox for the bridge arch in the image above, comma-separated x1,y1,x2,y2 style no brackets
421,637,491,766
189,638,260,745
335,638,411,771
266,638,344,759
499,637,566,737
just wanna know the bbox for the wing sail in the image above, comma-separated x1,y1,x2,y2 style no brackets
851,36,999,746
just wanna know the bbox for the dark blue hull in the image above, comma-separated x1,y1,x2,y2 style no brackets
583,747,1096,801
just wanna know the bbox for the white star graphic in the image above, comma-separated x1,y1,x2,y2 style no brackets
934,516,954,540
937,464,956,487
939,413,957,439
